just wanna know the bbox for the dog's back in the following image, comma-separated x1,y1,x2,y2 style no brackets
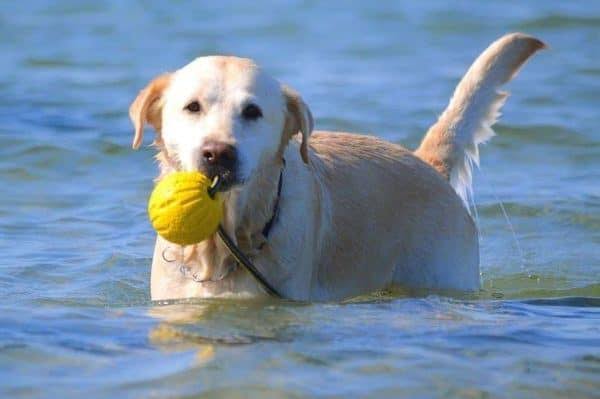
306,132,479,298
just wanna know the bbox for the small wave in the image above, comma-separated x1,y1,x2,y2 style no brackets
495,124,591,147
522,296,600,308
478,201,600,231
482,280,600,301
517,14,600,30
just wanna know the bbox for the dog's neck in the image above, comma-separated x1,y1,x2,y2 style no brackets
221,156,284,246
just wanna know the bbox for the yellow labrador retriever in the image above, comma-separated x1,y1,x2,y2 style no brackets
130,33,545,301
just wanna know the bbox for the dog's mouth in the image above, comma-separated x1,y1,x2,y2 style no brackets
206,168,244,194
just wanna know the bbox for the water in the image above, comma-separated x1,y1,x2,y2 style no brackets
1,1,598,397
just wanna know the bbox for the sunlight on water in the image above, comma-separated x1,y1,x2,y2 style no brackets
0,1,598,398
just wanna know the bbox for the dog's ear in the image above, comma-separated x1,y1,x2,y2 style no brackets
282,85,314,164
129,73,171,149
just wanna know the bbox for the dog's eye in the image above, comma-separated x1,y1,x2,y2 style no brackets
184,101,201,113
241,104,263,120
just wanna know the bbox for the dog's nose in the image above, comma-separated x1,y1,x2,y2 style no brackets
201,141,238,170
200,141,239,190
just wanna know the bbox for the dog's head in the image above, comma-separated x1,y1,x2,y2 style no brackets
130,56,313,192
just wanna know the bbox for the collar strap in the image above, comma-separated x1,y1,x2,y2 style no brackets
261,160,285,239
216,160,285,298
217,226,282,297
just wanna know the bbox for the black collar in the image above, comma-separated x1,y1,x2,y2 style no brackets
216,160,285,298
261,160,285,240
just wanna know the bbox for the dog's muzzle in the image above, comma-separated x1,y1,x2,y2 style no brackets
200,140,240,191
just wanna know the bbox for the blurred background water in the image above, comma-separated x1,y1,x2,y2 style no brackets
0,1,598,398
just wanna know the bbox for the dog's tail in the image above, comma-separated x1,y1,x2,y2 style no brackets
415,33,546,207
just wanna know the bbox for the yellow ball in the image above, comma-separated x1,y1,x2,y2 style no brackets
147,172,223,246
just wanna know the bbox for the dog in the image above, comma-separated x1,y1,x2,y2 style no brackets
130,33,545,301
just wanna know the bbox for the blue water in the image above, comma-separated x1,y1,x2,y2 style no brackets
1,1,599,397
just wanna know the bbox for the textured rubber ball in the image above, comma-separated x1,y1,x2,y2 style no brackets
148,172,223,245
